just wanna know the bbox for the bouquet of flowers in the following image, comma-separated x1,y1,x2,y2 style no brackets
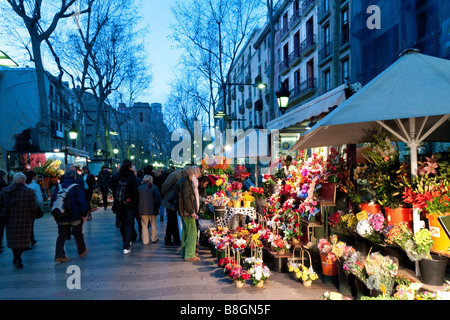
384,222,433,261
328,210,351,235
243,256,263,269
355,211,385,245
365,252,398,295
210,191,230,207
231,237,247,252
343,251,367,283
242,192,255,203
249,186,265,199
248,264,272,285
324,147,346,180
229,266,250,282
270,234,291,253
33,159,64,178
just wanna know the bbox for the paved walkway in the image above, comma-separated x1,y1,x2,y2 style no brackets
0,208,338,300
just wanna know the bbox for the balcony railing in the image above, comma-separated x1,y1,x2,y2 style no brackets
291,78,317,100
290,10,301,29
300,35,316,57
288,46,301,67
280,24,289,40
279,58,290,75
319,42,331,61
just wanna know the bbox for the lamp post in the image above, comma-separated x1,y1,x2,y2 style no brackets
276,85,291,115
69,125,78,148
113,145,119,156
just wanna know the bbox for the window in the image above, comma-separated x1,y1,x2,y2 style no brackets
323,69,331,92
341,58,349,84
341,7,349,45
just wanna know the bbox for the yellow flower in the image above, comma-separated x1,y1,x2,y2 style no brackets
294,268,300,274
216,179,224,186
295,272,302,279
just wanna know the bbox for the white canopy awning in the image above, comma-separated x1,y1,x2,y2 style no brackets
266,84,348,131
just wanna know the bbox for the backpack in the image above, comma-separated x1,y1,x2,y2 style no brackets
115,180,129,204
51,184,77,221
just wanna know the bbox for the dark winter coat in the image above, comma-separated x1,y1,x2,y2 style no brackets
110,169,140,213
82,173,96,191
51,178,89,223
0,183,37,249
97,170,111,188
177,173,198,218
138,183,161,216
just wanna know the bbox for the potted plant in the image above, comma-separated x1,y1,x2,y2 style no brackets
363,133,412,228
229,266,250,288
248,264,272,287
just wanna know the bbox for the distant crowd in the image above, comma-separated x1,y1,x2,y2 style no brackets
0,160,211,269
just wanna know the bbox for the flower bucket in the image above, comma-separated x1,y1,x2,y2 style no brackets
337,260,356,296
243,200,252,208
428,213,450,255
255,281,264,288
234,280,244,288
320,253,338,276
328,175,340,183
384,207,413,230
303,280,312,287
233,201,241,209
419,254,448,286
359,202,382,214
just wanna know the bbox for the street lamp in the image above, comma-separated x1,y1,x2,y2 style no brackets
276,85,291,115
69,125,78,148
113,145,119,155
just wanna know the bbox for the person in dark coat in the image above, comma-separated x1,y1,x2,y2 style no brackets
161,168,182,246
60,163,83,185
97,165,112,210
110,159,140,254
51,169,89,263
157,166,170,221
0,169,9,252
138,175,161,244
81,166,96,220
0,173,37,268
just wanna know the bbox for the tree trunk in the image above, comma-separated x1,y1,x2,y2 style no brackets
31,36,51,150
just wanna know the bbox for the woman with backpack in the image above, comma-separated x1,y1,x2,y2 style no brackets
111,159,140,255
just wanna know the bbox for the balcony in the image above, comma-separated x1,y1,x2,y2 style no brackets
290,78,317,102
289,47,302,68
318,1,331,23
238,103,245,114
254,98,263,112
279,59,290,76
300,35,317,57
301,0,315,16
280,24,289,41
290,10,301,29
245,97,253,109
319,42,332,63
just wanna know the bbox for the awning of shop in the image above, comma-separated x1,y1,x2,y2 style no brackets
0,50,19,67
221,130,270,159
266,84,348,132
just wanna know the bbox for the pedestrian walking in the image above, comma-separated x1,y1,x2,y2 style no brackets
0,173,37,268
157,167,170,221
97,165,112,210
51,169,89,263
161,169,182,246
138,175,161,244
178,166,200,262
25,171,43,246
60,163,83,185
0,169,9,253
111,159,140,254
81,166,95,220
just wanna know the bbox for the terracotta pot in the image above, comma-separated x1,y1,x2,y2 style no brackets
384,207,413,230
359,202,382,214
428,213,450,255
320,253,338,276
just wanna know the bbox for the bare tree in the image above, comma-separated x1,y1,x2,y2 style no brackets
53,0,151,157
170,0,264,130
5,0,87,149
